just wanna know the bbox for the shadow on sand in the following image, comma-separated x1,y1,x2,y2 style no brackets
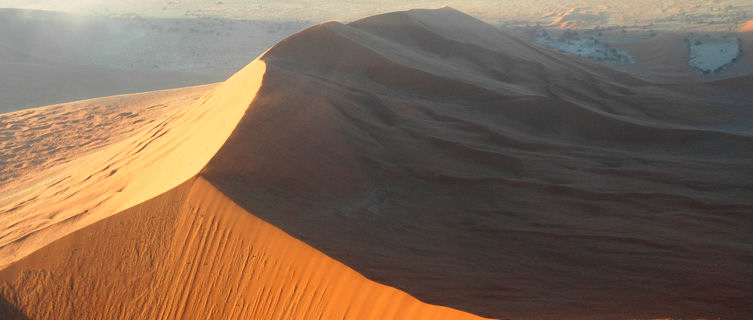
0,295,28,320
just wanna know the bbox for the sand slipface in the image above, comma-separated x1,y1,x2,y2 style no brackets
1,6,753,320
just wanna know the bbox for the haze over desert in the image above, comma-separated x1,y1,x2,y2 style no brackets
1,2,752,320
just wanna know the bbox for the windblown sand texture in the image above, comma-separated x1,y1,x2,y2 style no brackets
0,178,484,319
1,7,752,320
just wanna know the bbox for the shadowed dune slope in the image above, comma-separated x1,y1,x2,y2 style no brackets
0,178,487,320
201,7,753,320
1,6,753,320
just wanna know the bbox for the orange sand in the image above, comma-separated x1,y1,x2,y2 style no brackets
740,20,753,32
0,178,487,320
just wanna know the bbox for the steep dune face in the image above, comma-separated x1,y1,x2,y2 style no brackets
202,7,753,320
0,178,486,320
0,59,264,269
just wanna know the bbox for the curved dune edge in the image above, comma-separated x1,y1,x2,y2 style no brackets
0,177,490,320
0,59,266,269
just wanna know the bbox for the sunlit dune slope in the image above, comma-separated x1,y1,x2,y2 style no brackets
0,178,486,320
0,59,264,269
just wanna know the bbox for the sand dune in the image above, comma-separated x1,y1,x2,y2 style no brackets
548,8,604,29
741,19,753,32
203,8,753,319
1,6,753,320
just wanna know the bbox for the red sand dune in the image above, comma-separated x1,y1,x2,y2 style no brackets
1,7,753,320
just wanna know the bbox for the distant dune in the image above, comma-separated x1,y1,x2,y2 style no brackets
740,20,753,66
741,19,753,32
1,7,752,320
548,8,604,29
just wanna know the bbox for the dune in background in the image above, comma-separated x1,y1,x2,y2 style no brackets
741,19,753,32
1,7,753,320
740,20,753,66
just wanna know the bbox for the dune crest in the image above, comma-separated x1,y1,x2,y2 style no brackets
0,59,265,269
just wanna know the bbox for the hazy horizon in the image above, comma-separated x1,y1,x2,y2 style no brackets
1,0,751,30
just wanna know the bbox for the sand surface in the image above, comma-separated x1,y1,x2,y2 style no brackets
0,177,486,320
1,6,752,320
